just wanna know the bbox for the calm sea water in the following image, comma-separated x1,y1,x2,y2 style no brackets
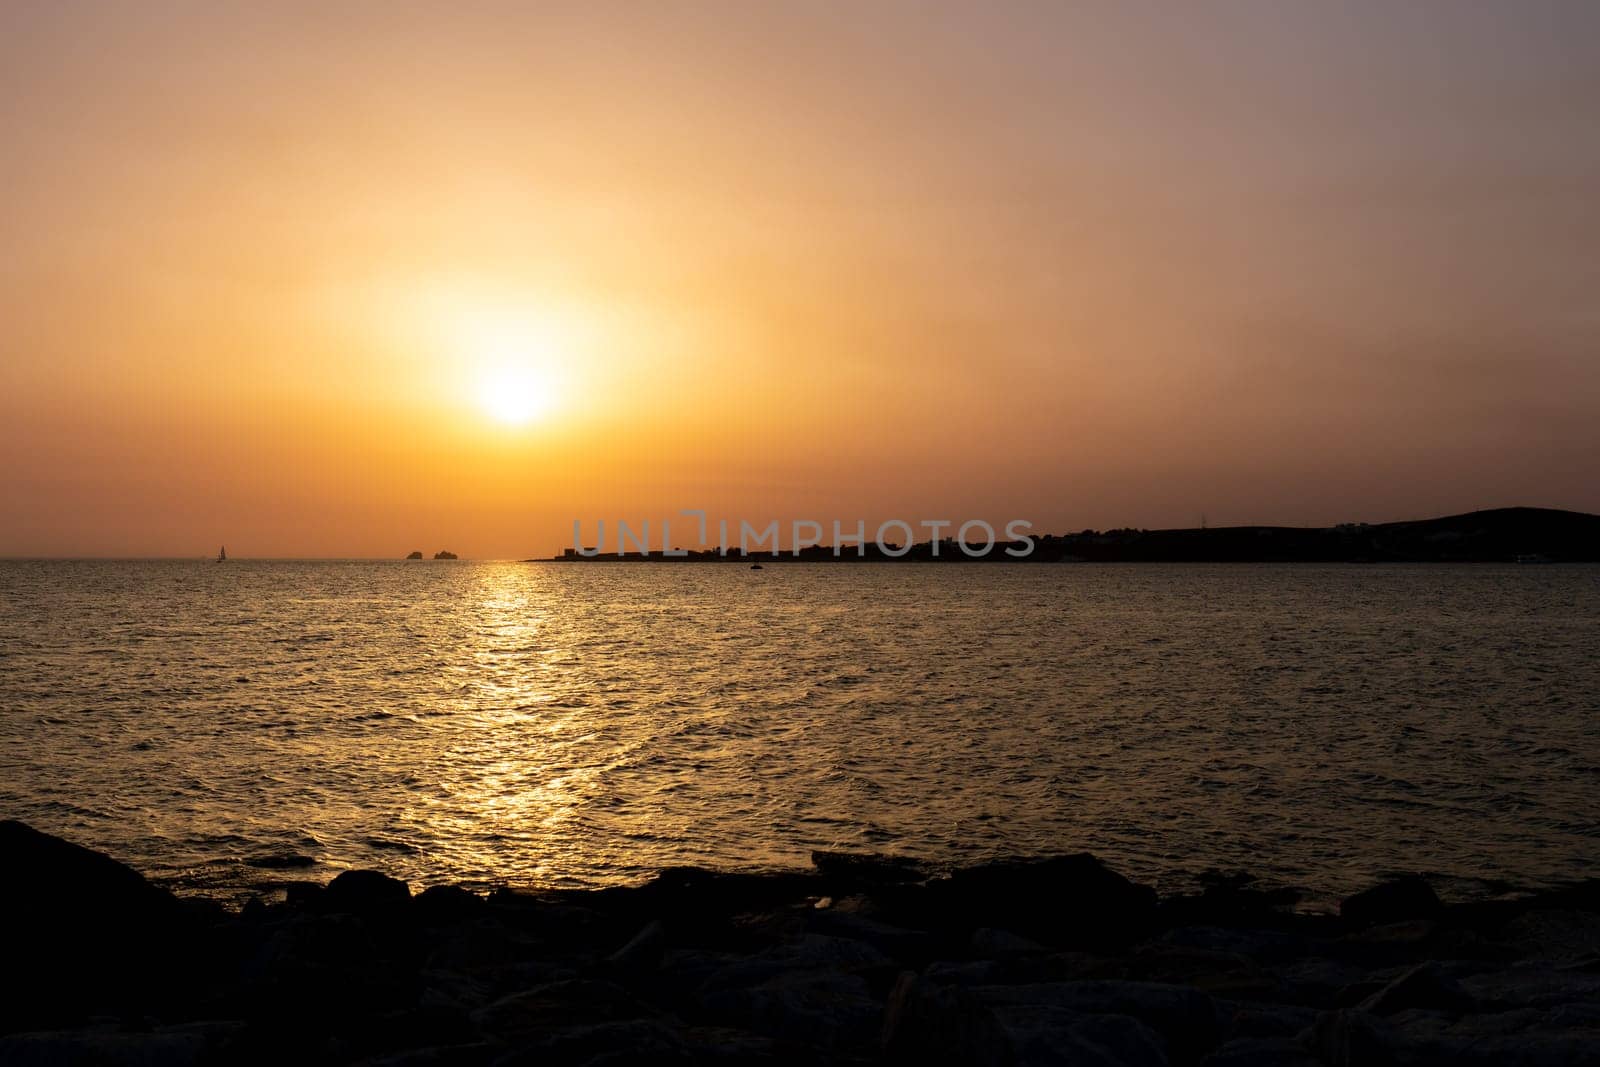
1,560,1596,906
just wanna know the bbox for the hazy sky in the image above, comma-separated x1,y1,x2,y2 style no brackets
3,1,1598,557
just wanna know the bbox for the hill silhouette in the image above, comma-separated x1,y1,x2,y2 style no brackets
1032,507,1600,563
544,508,1600,563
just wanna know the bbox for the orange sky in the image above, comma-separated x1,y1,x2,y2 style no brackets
3,2,1598,557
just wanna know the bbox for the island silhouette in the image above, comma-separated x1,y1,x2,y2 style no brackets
541,507,1600,563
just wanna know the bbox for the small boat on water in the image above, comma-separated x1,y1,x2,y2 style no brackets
216,545,228,563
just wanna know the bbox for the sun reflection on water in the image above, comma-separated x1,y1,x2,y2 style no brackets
3,560,1598,904
414,565,622,886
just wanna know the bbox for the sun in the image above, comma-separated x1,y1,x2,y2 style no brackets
427,286,587,428
476,365,554,426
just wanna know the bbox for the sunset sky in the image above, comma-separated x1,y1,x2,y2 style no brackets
3,2,1598,558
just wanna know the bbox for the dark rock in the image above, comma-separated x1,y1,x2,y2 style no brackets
1159,925,1317,964
424,921,542,974
1414,1032,1600,1067
1459,963,1600,1008
689,933,894,1012
922,951,1104,989
1545,1001,1600,1028
973,980,1223,1063
0,820,195,1029
770,932,893,971
1111,943,1280,1001
608,919,667,969
281,876,328,908
1330,918,1510,971
156,1018,249,1048
484,896,619,953
15,822,1600,1066
357,1042,498,1066
1335,918,1440,959
284,881,326,908
1164,874,1303,928
1427,1007,1544,1039
489,1019,688,1067
806,907,937,966
483,960,580,993
701,969,882,1052
1332,979,1386,1007
922,959,1008,987
1268,955,1367,1004
413,884,486,923
881,972,1001,1065
983,1004,1167,1067
1349,1006,1600,1067
0,820,185,926
471,979,653,1044
1339,876,1442,929
1530,878,1600,913
929,854,1159,949
1500,908,1600,961
628,866,824,927
810,851,928,886
971,927,1047,958
656,948,751,992
1357,961,1477,1016
1199,1036,1322,1066
325,869,411,912
0,1030,207,1066
885,972,1171,1066
232,909,423,1018
335,1003,480,1062
674,1025,784,1063
1213,999,1319,1040
405,551,424,560
1304,1009,1400,1067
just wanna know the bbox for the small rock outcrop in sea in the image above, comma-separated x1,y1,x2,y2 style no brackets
405,550,423,559
4,825,1600,1065
433,550,458,560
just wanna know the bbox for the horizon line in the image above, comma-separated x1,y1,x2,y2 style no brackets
4,503,1594,561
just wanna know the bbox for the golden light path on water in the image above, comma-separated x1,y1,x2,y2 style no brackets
415,569,598,885
1,560,1597,907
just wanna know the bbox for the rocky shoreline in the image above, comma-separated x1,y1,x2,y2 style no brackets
3,820,1598,1066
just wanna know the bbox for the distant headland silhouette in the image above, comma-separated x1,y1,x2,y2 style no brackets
539,507,1600,563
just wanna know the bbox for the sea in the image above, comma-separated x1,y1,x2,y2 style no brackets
2,560,1596,908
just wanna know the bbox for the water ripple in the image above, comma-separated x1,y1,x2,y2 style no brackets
1,559,1597,907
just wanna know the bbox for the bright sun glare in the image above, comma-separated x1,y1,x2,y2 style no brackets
477,365,554,426
450,305,570,427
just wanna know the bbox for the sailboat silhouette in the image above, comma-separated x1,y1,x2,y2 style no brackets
216,545,227,563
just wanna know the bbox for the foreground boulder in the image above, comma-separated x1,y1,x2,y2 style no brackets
1339,876,1442,929
922,855,1160,949
0,820,202,1031
324,870,411,913
5,823,1600,1065
811,851,928,887
0,1029,208,1067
